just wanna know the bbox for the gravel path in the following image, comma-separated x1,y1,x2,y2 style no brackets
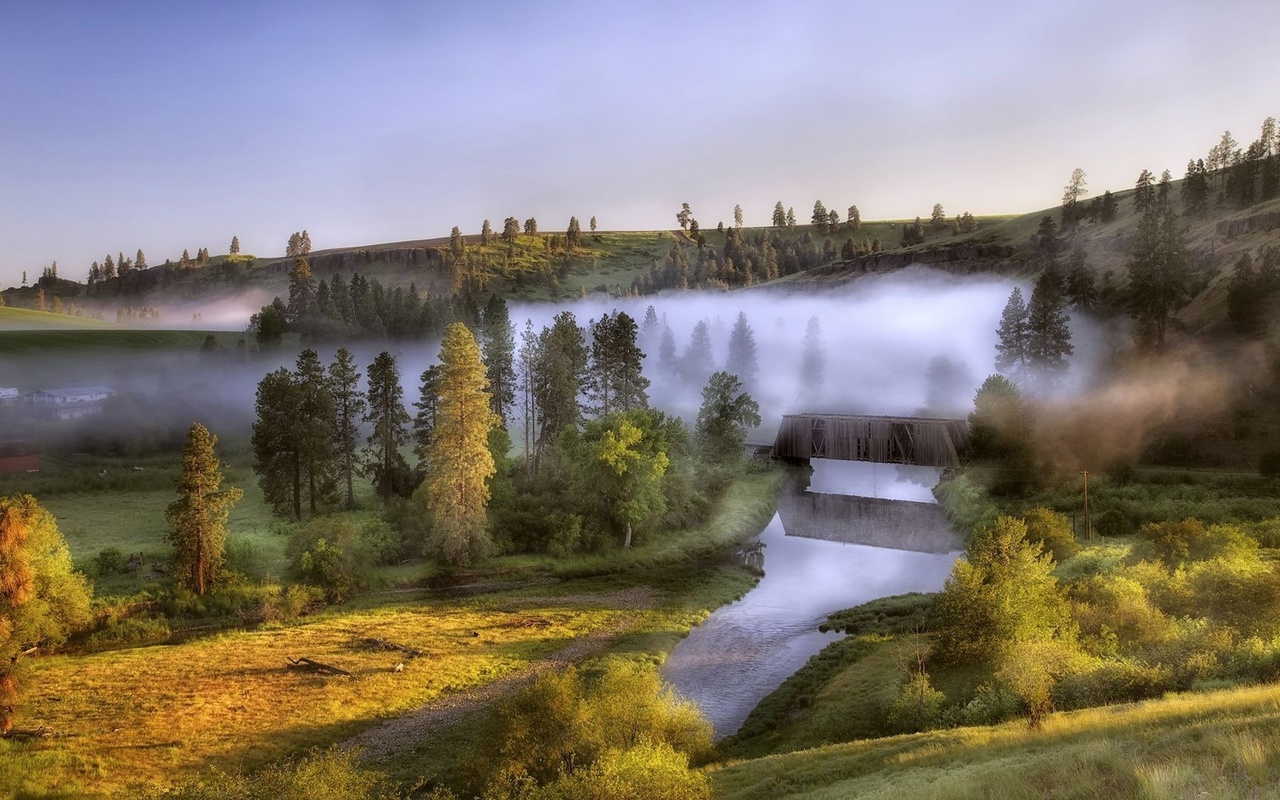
343,586,657,765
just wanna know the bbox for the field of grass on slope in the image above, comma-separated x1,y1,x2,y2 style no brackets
0,306,122,330
711,681,1280,800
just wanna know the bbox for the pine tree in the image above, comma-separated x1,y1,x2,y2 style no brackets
786,207,797,228
725,311,759,390
503,217,520,243
1133,169,1155,212
230,236,240,255
772,201,787,227
295,349,337,515
287,232,301,257
327,348,366,509
1065,248,1097,309
1060,168,1087,227
657,324,677,376
423,323,498,565
481,219,493,245
166,423,242,596
733,204,743,228
523,217,538,236
413,365,441,468
364,352,412,502
533,312,587,461
300,230,312,255
252,368,305,519
566,216,581,248
1099,190,1118,223
681,320,716,386
848,205,861,230
287,258,316,324
995,287,1030,381
1126,204,1190,351
34,287,45,312
588,312,649,416
481,295,516,426
590,216,597,233
931,203,947,230
1026,265,1073,390
135,249,147,270
812,200,828,232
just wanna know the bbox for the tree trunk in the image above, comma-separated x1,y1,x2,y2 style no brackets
624,520,632,549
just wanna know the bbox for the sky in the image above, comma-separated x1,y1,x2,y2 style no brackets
1,0,1277,289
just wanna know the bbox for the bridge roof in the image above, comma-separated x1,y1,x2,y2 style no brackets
783,412,967,425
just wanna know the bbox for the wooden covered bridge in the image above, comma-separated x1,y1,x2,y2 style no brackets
771,413,969,469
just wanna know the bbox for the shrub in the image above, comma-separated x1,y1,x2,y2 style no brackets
886,670,946,733
1021,506,1080,562
92,547,129,576
1095,508,1135,537
287,517,389,602
1053,659,1172,709
146,747,395,800
951,681,1019,727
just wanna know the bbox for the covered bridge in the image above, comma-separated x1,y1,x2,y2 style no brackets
773,413,968,469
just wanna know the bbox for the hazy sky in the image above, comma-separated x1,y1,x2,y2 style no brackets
1,0,1276,289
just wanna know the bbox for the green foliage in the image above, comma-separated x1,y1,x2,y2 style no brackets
966,375,1036,495
1020,506,1079,562
481,660,712,797
287,516,394,602
887,669,946,734
147,747,395,800
1095,508,1135,537
166,423,243,595
932,472,999,538
1260,449,1280,478
694,371,761,466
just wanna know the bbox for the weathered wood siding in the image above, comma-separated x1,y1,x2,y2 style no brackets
773,414,967,468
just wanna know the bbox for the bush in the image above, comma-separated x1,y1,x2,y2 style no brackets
146,747,395,800
951,681,1019,727
1095,508,1135,537
287,517,391,602
1053,660,1172,709
84,615,171,649
886,670,946,733
1021,507,1080,562
92,547,129,576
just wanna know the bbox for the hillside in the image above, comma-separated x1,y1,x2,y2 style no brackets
711,681,1280,799
0,306,121,330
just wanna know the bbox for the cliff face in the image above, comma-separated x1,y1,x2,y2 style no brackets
800,242,1018,281
1216,210,1280,240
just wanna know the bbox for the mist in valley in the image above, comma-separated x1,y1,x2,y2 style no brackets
0,266,1122,459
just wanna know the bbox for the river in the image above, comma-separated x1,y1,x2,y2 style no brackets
661,460,962,737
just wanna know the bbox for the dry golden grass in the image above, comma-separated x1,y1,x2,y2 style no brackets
18,595,626,796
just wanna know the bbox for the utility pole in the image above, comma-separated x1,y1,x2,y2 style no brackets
1081,469,1091,541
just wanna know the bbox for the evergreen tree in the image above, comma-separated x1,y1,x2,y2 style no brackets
566,216,581,248
135,249,147,270
848,205,861,230
423,323,498,565
772,201,787,227
364,352,413,502
811,200,828,232
786,207,797,228
587,311,649,416
681,320,716,386
166,423,242,596
300,229,312,255
590,216,597,233
1099,190,1118,223
695,371,761,465
533,312,587,462
1026,266,1073,390
34,287,45,312
481,295,517,426
229,236,240,255
1060,167,1087,227
328,348,366,509
524,217,538,236
450,226,466,262
994,287,1030,381
516,319,542,473
103,254,116,279
503,217,520,243
800,316,825,393
1065,248,1097,309
481,219,493,245
1031,215,1061,262
295,349,337,515
733,204,743,228
1133,169,1155,212
1126,204,1190,351
725,311,759,391
657,323,678,376
0,495,92,732
252,368,304,519
931,203,947,230
287,232,301,257
413,364,441,467
180,249,191,268
287,258,316,324
1182,159,1210,216
676,203,693,231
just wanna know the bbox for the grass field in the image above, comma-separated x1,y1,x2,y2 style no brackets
711,680,1280,799
0,307,122,330
0,466,783,797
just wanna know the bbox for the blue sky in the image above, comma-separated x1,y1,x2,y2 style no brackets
1,0,1276,288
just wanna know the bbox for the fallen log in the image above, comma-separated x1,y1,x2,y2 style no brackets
355,637,423,659
286,657,353,677
4,726,51,739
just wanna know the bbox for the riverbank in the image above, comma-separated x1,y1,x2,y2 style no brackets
4,471,786,798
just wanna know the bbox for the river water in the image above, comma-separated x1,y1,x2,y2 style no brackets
661,460,962,737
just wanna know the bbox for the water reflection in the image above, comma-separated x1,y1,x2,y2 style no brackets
661,461,960,737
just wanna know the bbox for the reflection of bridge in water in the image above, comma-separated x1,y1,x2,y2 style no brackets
775,479,960,554
771,414,969,469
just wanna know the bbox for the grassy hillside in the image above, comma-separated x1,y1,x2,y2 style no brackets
0,306,120,330
711,680,1280,799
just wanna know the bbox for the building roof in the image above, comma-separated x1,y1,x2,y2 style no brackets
32,386,116,399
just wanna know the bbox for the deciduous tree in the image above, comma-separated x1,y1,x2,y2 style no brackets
695,371,760,465
166,423,243,596
0,495,91,732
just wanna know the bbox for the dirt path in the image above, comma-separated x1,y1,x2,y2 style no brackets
343,586,657,765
